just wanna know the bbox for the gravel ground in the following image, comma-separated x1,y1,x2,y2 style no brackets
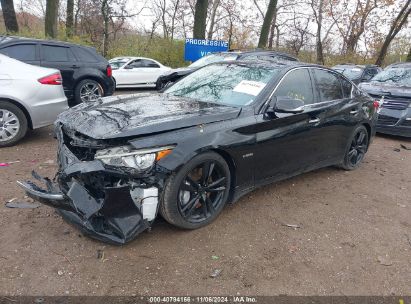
0,102,410,296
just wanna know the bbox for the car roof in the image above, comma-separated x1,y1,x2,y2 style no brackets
333,63,380,69
0,35,95,50
385,62,411,69
210,49,298,61
213,59,322,71
110,56,158,61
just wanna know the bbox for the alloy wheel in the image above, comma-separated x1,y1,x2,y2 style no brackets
80,82,103,102
347,129,368,166
178,161,229,223
0,109,20,142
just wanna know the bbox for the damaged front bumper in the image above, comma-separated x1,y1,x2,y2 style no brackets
17,126,167,245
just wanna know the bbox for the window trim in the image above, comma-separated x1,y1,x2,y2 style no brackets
260,66,352,115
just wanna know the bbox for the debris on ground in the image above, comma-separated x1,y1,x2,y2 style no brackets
393,148,401,152
282,223,301,229
97,249,104,260
397,203,406,208
42,160,55,165
377,255,393,266
400,144,411,151
5,198,41,209
210,269,222,278
0,161,20,167
211,255,220,260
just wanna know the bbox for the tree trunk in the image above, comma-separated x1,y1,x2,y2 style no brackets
1,0,19,32
45,0,59,38
101,0,109,57
258,0,278,48
268,7,277,49
375,0,411,66
407,47,411,62
66,0,74,37
193,0,208,39
207,0,220,40
315,0,324,64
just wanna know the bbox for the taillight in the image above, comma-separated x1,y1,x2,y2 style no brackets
106,65,112,77
38,72,62,85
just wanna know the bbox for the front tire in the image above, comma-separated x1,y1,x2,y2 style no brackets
0,101,28,147
340,125,369,170
160,152,231,229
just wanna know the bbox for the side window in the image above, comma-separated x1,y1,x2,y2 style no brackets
127,59,143,68
0,44,36,61
313,69,343,102
42,45,74,62
274,69,314,105
141,59,160,68
75,47,98,62
339,76,352,98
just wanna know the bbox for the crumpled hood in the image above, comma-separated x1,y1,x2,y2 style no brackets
359,82,411,98
57,93,241,139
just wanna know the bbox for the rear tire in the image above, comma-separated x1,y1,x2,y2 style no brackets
340,125,369,170
74,79,104,105
160,152,231,230
0,101,28,147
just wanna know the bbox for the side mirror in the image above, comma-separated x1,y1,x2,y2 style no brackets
124,65,134,70
273,96,305,114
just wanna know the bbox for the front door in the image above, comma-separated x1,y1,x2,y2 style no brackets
254,68,324,183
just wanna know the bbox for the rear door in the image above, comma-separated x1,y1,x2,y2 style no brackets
40,44,77,94
0,43,40,65
310,68,360,162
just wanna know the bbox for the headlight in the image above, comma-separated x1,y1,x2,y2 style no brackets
95,145,174,171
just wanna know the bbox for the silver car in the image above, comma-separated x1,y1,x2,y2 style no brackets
0,54,68,147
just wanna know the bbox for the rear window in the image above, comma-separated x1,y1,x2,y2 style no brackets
42,45,75,62
75,47,98,62
0,44,36,61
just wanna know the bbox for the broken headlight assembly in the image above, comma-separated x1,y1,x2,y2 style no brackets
94,145,174,171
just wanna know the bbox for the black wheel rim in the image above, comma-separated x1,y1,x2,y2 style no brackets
178,161,228,223
348,129,368,166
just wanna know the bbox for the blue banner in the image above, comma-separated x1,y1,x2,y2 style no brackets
184,38,229,62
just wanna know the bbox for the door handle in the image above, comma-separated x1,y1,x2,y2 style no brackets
350,109,359,115
308,118,320,124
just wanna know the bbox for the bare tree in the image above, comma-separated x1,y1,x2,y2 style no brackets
45,0,59,38
193,0,208,39
66,0,74,37
330,0,379,54
207,0,220,39
375,0,411,65
258,0,278,48
1,0,19,32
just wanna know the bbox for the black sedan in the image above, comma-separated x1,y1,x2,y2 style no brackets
359,62,411,137
18,61,378,244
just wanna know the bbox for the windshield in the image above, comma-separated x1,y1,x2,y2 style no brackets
371,67,411,86
109,58,129,69
165,63,280,106
189,53,239,68
334,66,364,80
